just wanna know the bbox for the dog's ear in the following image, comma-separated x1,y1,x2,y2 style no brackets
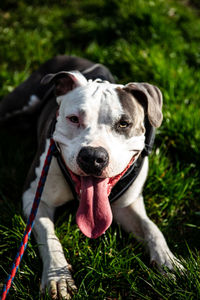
41,71,87,98
124,83,163,128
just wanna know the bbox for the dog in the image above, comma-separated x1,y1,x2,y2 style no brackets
0,55,182,299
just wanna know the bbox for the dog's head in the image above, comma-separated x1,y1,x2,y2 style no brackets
42,71,163,238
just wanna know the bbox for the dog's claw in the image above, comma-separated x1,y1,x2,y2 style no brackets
47,278,77,300
41,264,77,299
49,280,58,299
58,279,70,299
64,277,78,297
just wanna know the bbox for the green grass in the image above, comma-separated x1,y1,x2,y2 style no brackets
0,0,200,299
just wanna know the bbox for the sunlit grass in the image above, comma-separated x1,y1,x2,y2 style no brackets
0,0,200,299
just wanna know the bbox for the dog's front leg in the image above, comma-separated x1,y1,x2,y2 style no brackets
23,188,77,299
112,195,182,271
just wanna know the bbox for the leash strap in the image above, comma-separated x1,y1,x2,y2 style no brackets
1,139,56,300
109,155,144,203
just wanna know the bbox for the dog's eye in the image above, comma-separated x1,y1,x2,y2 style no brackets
118,121,130,128
67,116,79,124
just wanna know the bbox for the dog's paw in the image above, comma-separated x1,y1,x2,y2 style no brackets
41,265,77,299
150,249,184,273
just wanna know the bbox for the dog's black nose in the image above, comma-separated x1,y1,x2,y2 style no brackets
77,146,109,176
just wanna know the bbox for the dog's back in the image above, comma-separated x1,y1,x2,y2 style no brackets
0,55,115,132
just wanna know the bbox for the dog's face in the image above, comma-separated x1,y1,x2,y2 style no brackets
54,82,146,178
42,71,163,239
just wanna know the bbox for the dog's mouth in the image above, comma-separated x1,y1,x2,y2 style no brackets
67,153,139,239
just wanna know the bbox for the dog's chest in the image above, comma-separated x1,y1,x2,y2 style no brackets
31,140,74,207
42,156,74,206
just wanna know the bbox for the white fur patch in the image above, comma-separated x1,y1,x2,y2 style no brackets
21,94,40,111
29,94,40,106
2,94,40,120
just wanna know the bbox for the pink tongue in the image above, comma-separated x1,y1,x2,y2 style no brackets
76,176,113,239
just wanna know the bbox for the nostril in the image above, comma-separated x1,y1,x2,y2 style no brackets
96,157,104,164
80,154,88,162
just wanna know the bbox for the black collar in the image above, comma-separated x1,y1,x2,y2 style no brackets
52,141,144,203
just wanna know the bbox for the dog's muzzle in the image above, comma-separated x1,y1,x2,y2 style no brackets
77,146,109,176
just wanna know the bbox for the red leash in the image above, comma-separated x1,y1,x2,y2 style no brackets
1,139,56,300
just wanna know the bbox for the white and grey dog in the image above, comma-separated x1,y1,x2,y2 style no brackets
0,56,182,299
